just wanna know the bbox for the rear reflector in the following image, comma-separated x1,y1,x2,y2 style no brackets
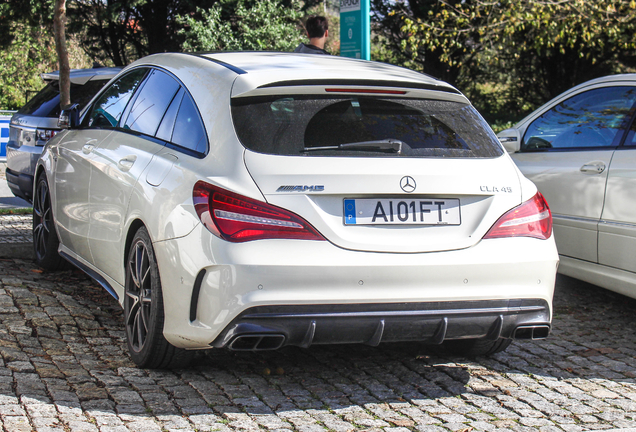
193,181,325,242
483,192,552,240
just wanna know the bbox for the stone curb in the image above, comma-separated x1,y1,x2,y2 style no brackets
0,241,33,260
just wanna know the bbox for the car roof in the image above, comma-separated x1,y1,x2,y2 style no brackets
124,52,461,98
572,73,636,87
203,52,460,96
41,67,122,85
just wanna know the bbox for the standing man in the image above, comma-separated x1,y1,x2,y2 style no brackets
294,15,330,55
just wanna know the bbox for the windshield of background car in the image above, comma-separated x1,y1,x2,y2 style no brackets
231,96,504,158
17,80,109,118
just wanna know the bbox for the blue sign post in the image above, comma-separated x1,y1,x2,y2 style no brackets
340,0,370,60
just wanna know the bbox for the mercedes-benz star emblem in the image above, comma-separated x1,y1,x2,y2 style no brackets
400,176,416,193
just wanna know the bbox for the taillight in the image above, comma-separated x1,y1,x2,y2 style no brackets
484,192,552,240
193,181,325,242
36,128,58,144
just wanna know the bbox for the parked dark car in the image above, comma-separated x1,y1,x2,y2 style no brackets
5,67,121,202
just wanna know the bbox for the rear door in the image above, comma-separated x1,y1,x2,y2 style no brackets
88,68,181,282
511,85,636,263
233,91,522,252
598,119,636,273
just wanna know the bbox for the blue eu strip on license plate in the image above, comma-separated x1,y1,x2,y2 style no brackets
344,199,357,224
343,198,461,225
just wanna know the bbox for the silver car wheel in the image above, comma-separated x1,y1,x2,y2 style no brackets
33,178,52,261
125,239,153,353
32,175,67,270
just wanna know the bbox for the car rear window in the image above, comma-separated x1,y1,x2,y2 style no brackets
18,80,109,118
231,96,503,158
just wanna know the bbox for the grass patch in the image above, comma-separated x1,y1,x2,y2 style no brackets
0,207,32,215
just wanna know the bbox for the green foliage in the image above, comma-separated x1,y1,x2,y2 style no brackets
179,0,304,52
0,0,55,47
489,120,515,134
374,0,636,123
67,0,219,66
0,24,58,109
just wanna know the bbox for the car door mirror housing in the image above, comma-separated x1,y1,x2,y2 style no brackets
497,128,522,153
58,103,80,129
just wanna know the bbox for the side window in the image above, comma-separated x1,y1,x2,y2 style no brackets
625,118,636,146
522,86,636,151
86,69,147,128
157,90,208,154
156,88,184,142
171,92,208,154
122,69,181,136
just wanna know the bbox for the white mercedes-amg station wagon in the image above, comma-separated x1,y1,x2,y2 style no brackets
35,52,558,368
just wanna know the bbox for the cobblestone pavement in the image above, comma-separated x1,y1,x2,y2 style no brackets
0,258,635,432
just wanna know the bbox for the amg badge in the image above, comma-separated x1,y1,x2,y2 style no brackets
276,185,325,192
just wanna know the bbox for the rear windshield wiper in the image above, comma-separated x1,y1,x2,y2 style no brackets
303,139,405,154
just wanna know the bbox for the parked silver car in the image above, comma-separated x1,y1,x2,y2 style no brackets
5,67,121,202
498,74,636,299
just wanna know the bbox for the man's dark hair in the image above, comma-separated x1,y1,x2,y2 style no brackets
305,15,328,39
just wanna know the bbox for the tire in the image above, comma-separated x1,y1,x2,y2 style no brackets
443,338,512,357
33,175,67,270
124,226,194,369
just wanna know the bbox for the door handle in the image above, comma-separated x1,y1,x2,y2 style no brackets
82,144,95,154
580,162,606,174
118,155,137,172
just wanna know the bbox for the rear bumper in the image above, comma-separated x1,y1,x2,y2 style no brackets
154,224,559,350
5,166,34,202
6,140,41,203
211,299,551,350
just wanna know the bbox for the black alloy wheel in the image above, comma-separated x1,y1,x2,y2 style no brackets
124,226,194,368
33,175,66,270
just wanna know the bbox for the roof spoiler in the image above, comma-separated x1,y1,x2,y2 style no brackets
258,79,461,94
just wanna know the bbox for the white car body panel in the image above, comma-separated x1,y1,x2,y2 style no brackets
511,149,614,262
88,131,164,280
499,74,636,298
245,151,523,253
599,149,636,273
559,255,636,300
225,53,458,97
155,224,558,349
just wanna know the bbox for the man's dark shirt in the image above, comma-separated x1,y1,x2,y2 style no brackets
294,43,330,55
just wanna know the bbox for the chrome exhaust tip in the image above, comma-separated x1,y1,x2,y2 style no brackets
513,324,550,340
228,334,286,351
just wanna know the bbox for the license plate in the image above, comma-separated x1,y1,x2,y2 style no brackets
344,198,461,225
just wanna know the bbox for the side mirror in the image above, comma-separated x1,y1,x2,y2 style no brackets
497,128,522,154
58,103,80,129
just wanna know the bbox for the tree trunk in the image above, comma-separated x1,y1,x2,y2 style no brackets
53,0,71,109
